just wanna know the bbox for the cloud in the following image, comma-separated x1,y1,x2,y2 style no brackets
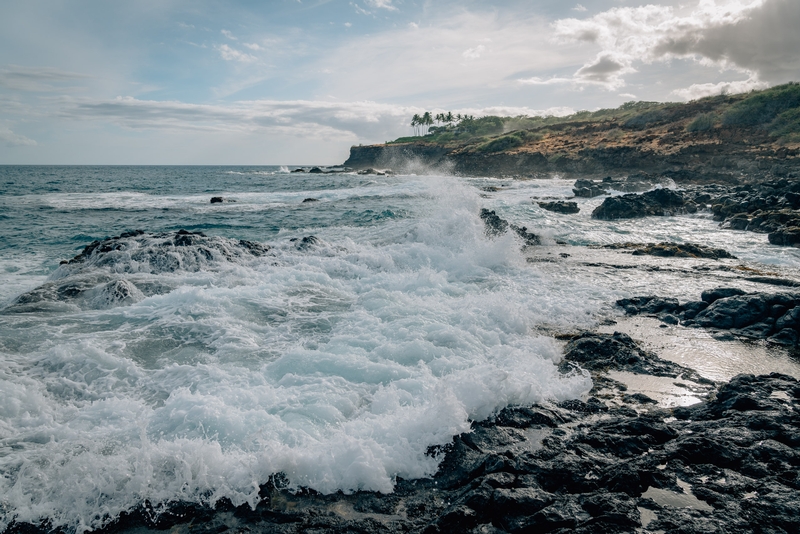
0,65,90,92
574,52,634,88
462,45,486,60
0,127,37,147
552,0,800,94
365,0,397,11
243,42,262,51
53,96,577,145
672,76,769,100
572,4,587,12
221,29,237,40
216,44,257,63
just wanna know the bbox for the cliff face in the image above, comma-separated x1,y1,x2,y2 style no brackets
344,85,800,182
344,134,800,182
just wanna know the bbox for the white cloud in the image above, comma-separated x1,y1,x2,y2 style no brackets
572,4,587,12
365,0,397,11
243,42,262,51
551,0,800,94
216,44,257,63
221,29,237,40
0,127,37,147
52,96,578,147
672,76,769,100
462,45,486,60
618,93,637,99
0,65,90,92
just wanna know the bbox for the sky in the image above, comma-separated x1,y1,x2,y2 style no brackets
0,0,798,164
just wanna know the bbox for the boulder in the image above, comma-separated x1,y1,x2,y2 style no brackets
537,201,580,214
572,179,607,198
591,188,686,220
701,287,746,304
302,198,319,203
694,294,770,330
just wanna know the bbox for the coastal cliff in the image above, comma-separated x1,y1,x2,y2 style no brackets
344,84,800,182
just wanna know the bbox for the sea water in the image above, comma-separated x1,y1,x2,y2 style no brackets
0,166,798,532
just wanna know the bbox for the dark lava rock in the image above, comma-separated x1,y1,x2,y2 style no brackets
302,197,319,203
289,235,320,250
620,288,800,345
562,331,696,378
308,167,325,173
592,188,687,220
58,370,799,534
210,196,223,203
537,201,580,214
479,209,540,246
291,167,305,173
572,178,607,198
603,241,736,259
701,287,746,304
769,226,800,247
7,231,272,313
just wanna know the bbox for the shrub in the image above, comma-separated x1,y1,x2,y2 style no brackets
623,109,668,129
722,83,800,127
686,113,717,132
478,135,523,153
769,107,800,141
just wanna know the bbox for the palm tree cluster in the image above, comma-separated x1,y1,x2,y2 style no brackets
410,111,476,136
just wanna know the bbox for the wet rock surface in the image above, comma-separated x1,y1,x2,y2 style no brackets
602,241,736,259
592,188,692,220
14,335,797,534
480,209,541,246
619,288,800,345
537,201,580,214
4,230,272,312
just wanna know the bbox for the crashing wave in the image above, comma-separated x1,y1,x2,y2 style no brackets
5,230,272,312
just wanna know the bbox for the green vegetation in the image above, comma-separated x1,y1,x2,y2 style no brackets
723,83,800,127
686,113,717,132
383,83,800,149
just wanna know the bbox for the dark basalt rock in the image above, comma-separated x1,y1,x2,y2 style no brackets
290,235,320,250
56,368,798,534
572,178,607,198
537,201,580,214
6,231,272,312
479,209,541,246
302,197,319,203
308,167,324,173
619,288,800,345
210,196,223,203
592,188,688,220
602,241,736,259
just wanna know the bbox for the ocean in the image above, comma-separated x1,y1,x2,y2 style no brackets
1,166,799,532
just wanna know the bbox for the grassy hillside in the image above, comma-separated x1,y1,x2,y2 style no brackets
385,83,800,153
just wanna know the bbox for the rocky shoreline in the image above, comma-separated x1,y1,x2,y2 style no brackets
6,178,800,534
8,332,796,534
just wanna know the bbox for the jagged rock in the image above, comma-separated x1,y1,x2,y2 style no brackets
603,241,736,259
592,188,687,220
537,201,580,214
573,179,607,198
302,198,319,203
210,196,223,203
479,209,540,245
769,226,800,246
308,167,324,173
701,287,746,304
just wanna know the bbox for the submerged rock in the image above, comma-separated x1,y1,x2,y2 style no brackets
572,178,607,198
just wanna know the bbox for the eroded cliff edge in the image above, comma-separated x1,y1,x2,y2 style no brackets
344,85,800,183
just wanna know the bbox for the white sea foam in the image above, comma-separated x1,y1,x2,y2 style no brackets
0,176,597,533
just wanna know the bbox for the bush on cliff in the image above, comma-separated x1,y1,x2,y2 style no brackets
686,113,717,132
722,82,800,127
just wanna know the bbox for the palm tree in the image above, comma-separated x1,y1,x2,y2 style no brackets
411,114,421,136
445,111,454,125
422,112,433,135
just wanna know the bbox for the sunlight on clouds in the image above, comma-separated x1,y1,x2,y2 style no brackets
552,0,799,95
672,76,769,100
